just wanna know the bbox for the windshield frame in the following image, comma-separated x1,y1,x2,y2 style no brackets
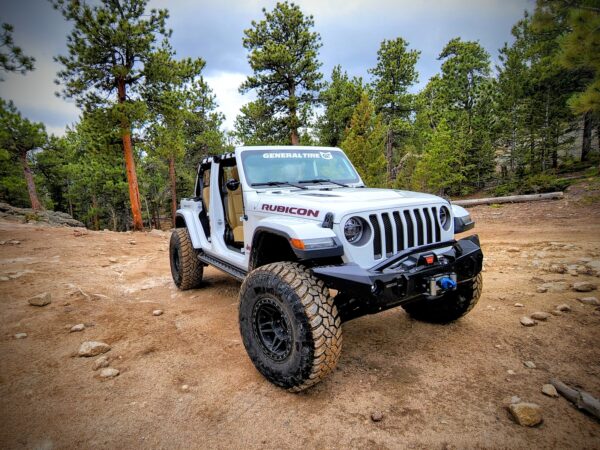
239,148,362,189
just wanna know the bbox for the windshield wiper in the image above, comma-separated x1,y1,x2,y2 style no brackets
250,181,307,190
298,178,349,188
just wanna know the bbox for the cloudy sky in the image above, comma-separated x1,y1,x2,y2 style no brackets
0,0,532,136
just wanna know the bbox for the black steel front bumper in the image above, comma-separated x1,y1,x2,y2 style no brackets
311,235,483,320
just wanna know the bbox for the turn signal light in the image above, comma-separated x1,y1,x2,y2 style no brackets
290,238,305,250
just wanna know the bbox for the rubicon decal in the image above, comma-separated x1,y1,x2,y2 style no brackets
262,204,319,217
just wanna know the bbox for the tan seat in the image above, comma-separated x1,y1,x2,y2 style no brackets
202,170,211,212
203,185,210,212
226,167,244,242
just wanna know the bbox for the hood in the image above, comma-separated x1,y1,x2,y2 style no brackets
253,187,447,222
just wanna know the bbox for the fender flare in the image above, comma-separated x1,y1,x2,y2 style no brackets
175,209,209,249
250,224,343,266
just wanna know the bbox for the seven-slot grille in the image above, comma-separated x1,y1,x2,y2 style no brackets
368,207,442,259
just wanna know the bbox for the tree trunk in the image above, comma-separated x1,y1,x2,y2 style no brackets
386,127,394,185
91,194,99,230
18,151,42,211
117,78,144,231
581,111,592,162
169,155,177,228
289,84,299,145
290,129,299,145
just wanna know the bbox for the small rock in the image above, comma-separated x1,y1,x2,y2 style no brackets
508,402,543,427
550,310,562,316
556,303,571,312
536,286,548,293
520,316,536,327
108,257,118,263
15,332,27,339
99,367,119,378
92,355,110,370
91,293,109,301
514,303,524,308
129,240,136,245
573,282,597,292
507,247,520,253
371,411,384,422
538,281,569,293
541,384,559,398
523,361,536,369
28,292,52,307
78,341,111,357
181,384,189,391
507,370,516,375
152,309,163,316
578,296,600,306
548,264,567,274
9,240,20,245
70,323,85,332
530,311,550,321
510,395,521,404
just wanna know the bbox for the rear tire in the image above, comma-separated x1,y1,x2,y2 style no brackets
239,262,342,392
169,228,203,290
403,273,482,323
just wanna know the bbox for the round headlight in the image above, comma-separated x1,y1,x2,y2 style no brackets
344,217,363,244
439,206,451,230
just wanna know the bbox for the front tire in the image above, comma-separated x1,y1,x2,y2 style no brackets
239,262,342,392
169,228,203,290
403,273,483,323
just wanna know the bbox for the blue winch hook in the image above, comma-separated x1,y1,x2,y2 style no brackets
438,277,457,290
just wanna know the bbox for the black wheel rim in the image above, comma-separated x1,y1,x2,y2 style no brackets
252,297,292,361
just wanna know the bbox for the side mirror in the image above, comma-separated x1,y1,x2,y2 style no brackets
451,204,475,233
226,179,240,191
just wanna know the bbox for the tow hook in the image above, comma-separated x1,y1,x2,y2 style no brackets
427,273,458,297
438,277,457,290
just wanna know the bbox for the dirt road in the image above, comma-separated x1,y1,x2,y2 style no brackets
1,186,599,449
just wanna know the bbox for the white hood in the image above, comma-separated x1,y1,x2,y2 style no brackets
253,187,448,223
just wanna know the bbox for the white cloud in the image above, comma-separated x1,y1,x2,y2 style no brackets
204,71,254,131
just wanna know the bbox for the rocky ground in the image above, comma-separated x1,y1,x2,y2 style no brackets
1,182,599,449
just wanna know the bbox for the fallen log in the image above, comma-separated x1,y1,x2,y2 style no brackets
550,378,600,420
453,192,563,207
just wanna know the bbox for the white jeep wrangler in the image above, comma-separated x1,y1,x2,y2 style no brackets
170,146,483,391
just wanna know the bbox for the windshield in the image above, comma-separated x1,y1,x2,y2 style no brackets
241,149,361,186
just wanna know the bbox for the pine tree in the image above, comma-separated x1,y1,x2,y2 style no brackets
143,44,208,226
369,37,420,183
340,94,386,187
240,2,323,145
0,22,35,78
317,65,364,147
0,99,46,210
412,119,466,195
52,0,170,230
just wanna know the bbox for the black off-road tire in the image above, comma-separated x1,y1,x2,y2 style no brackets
239,262,342,392
403,273,483,324
169,228,203,290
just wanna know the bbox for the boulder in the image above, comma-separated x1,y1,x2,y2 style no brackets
508,403,543,427
542,384,559,398
99,368,119,378
578,297,600,306
92,356,110,371
520,316,536,327
538,281,569,293
573,282,597,292
78,341,111,357
530,312,550,321
28,292,51,307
